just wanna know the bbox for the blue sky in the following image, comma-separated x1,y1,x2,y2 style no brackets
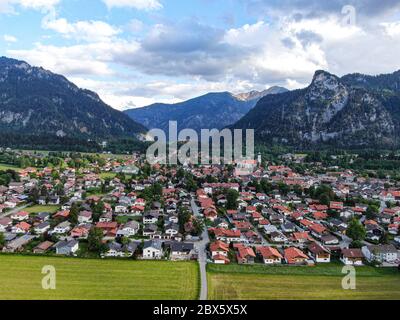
1,0,400,110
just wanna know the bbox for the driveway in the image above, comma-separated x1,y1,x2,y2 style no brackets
191,197,209,300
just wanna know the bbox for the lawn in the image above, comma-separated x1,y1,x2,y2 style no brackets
100,172,117,179
0,255,199,300
207,263,400,300
25,205,60,214
0,163,22,172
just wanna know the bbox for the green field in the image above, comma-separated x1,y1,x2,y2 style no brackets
100,172,117,179
207,263,400,300
0,255,199,300
0,163,22,172
25,205,60,214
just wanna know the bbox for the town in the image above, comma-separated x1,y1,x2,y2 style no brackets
0,148,399,269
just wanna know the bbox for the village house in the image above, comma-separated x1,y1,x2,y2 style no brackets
362,244,398,264
257,246,283,265
34,222,51,234
170,242,195,261
11,221,31,234
54,240,79,255
52,221,71,234
33,241,54,254
143,240,163,259
78,211,93,224
284,247,309,265
341,249,364,266
117,220,140,237
236,245,256,264
308,242,331,263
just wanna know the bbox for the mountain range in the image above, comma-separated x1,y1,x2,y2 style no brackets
123,86,287,133
2,55,400,150
232,69,400,148
0,57,146,142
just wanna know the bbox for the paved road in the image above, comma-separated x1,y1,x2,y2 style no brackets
0,203,32,219
191,198,209,301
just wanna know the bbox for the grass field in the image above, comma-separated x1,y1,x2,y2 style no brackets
100,172,117,179
25,205,60,214
0,163,22,172
207,263,400,300
0,255,199,300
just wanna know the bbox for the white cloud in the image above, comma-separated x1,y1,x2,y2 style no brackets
3,34,17,42
42,16,121,42
103,0,162,11
381,21,400,36
19,0,59,10
0,0,59,13
7,41,122,76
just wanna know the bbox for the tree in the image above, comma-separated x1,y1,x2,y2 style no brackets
178,207,191,234
192,218,205,236
226,189,239,210
87,227,106,254
69,203,79,225
0,232,5,248
347,218,366,242
366,205,379,220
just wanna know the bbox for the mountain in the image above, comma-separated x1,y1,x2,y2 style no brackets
124,86,287,133
233,86,288,101
0,57,146,141
232,70,400,148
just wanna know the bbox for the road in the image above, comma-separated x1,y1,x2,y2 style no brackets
0,203,32,219
191,197,209,301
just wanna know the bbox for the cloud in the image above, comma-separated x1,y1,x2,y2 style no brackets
126,19,144,33
381,21,400,36
103,0,162,11
0,0,59,13
3,34,17,42
5,4,400,110
7,41,121,76
245,0,400,19
42,16,121,42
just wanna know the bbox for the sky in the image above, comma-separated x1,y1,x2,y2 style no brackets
1,0,400,110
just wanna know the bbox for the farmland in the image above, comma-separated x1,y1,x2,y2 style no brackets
0,255,199,300
207,264,400,300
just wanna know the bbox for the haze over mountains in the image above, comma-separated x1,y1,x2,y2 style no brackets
123,86,288,133
0,57,146,141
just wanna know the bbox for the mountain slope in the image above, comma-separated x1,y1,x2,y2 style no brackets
232,70,400,148
0,57,146,140
124,87,287,133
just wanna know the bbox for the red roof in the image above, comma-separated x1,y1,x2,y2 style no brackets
257,246,283,259
210,241,229,252
309,223,327,234
284,247,308,263
237,246,256,259
16,221,31,231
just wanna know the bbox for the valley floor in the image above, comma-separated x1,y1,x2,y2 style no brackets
0,255,199,300
207,263,400,300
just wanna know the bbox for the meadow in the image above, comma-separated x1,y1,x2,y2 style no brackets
207,263,400,300
0,163,22,172
25,205,61,214
0,255,199,300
